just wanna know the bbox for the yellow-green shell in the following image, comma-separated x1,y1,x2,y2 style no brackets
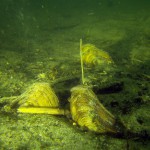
18,82,59,108
82,44,114,66
69,85,116,133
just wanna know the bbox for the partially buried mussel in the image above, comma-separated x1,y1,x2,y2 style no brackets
69,85,118,134
17,82,65,115
82,43,114,66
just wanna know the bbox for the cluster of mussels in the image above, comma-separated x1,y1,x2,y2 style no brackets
16,43,123,135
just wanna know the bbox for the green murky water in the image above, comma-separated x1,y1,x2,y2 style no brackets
0,0,149,149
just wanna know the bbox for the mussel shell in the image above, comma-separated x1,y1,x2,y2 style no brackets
18,82,59,108
82,44,114,66
69,85,117,133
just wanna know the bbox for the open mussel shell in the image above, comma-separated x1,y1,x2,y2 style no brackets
17,82,65,115
18,82,59,108
82,44,114,66
69,85,118,133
